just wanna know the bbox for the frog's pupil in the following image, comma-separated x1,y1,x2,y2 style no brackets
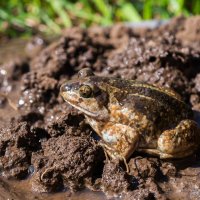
79,85,92,98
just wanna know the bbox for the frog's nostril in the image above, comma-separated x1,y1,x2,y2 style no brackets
60,84,71,92
60,81,80,93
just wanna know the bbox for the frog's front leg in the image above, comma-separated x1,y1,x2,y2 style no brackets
100,122,140,160
157,120,200,159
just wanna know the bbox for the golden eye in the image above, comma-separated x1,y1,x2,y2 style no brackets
79,85,93,98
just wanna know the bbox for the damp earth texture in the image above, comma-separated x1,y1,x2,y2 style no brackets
1,16,200,200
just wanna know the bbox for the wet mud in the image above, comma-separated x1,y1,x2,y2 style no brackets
0,16,200,199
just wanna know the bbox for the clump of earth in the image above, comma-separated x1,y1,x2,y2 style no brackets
0,16,200,200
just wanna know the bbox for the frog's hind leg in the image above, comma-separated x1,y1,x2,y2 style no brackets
121,156,130,173
157,120,200,159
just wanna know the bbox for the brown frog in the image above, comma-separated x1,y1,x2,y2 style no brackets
60,68,200,161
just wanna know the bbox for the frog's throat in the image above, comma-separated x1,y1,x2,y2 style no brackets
65,99,108,120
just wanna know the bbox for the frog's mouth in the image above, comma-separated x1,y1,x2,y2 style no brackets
67,99,100,118
61,90,109,121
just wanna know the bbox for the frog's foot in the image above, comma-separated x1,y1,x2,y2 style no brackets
121,156,130,173
157,120,200,159
99,141,112,162
99,141,130,172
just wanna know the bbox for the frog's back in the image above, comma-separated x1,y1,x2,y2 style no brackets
93,77,193,128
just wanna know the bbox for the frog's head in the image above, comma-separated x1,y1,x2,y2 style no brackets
60,68,109,121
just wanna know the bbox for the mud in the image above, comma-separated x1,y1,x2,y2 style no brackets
0,16,200,199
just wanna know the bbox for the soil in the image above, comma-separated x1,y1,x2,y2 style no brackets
0,16,200,199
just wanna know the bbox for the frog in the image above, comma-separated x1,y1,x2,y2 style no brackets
60,68,200,161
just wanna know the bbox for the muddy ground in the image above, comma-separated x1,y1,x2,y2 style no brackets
0,16,200,200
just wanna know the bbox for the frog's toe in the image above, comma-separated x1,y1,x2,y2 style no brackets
158,120,200,158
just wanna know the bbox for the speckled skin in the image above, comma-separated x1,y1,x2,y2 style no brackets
60,69,200,160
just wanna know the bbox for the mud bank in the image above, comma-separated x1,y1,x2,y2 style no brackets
0,16,200,199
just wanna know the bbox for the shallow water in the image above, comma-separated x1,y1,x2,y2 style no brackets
0,178,107,200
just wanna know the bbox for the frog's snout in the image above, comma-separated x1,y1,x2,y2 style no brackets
60,81,82,103
60,83,71,94
60,80,80,94
60,83,71,101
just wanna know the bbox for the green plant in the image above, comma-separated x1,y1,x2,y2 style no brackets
0,0,199,37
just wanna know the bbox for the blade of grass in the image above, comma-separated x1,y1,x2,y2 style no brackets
28,0,41,15
120,3,142,22
92,0,111,17
40,12,61,33
47,0,72,27
192,0,200,14
79,0,93,13
168,0,182,15
143,0,152,19
92,0,112,25
0,8,27,27
64,3,102,23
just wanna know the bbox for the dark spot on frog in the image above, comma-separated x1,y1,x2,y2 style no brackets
78,97,83,103
95,90,108,107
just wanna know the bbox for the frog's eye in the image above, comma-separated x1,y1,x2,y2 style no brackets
79,85,93,98
78,68,94,78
